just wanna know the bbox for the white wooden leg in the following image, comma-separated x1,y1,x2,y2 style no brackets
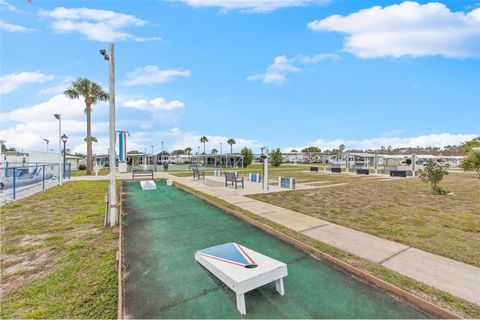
275,278,285,296
236,293,246,315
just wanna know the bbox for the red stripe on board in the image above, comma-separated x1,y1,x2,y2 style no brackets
198,252,245,267
236,244,255,264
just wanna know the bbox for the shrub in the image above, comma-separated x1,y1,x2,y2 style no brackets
78,164,86,170
241,147,253,168
460,150,480,178
270,148,283,167
418,159,449,194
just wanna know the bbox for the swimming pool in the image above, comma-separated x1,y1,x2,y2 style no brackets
122,180,432,318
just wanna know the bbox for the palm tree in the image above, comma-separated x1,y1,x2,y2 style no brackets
185,147,192,163
211,148,218,155
227,139,236,154
200,136,208,154
64,78,108,175
84,136,98,143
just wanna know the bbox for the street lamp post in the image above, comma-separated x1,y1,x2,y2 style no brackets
43,138,49,152
261,147,269,193
100,43,117,227
161,141,164,162
53,114,62,185
61,134,68,179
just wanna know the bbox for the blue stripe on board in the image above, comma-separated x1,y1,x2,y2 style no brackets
198,243,250,265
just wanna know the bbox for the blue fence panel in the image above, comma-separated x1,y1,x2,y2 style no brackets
1,162,64,202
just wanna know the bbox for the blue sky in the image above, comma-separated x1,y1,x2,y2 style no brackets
1,0,479,154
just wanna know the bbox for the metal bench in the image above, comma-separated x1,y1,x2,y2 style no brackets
356,169,370,175
390,170,408,177
132,169,154,180
310,166,319,172
331,167,342,173
192,167,205,180
225,172,244,189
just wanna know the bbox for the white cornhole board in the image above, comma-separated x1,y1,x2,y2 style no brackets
140,180,157,190
195,242,287,315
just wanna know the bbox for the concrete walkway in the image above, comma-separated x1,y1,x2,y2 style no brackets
156,173,480,306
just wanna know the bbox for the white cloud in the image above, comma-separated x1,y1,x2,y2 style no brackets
124,65,191,86
180,0,329,12
247,53,339,84
0,19,31,32
0,71,54,94
41,7,161,42
286,133,478,152
122,97,185,111
308,1,480,58
0,0,17,12
39,76,75,96
1,94,103,122
0,94,109,152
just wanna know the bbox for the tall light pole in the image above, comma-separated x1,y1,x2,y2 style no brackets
61,134,68,179
220,142,223,168
53,114,62,185
43,138,49,152
161,141,164,162
100,43,117,227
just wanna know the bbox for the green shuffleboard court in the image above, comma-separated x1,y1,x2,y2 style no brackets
122,181,432,319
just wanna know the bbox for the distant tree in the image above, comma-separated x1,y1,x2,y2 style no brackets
461,150,480,178
211,148,218,155
290,149,298,153
461,137,480,154
241,147,253,168
339,144,345,153
227,139,236,153
200,136,208,154
171,149,185,155
301,146,321,153
270,148,283,167
64,78,109,175
127,150,140,154
418,159,450,194
74,152,85,158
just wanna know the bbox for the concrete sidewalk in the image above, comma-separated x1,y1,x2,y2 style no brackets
159,172,480,306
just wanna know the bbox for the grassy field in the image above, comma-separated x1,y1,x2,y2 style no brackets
1,181,118,318
70,168,109,176
250,172,480,267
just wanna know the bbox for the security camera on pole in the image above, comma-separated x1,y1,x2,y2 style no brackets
100,43,118,227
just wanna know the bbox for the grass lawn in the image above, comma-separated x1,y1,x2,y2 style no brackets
70,168,109,176
250,172,480,267
0,181,118,318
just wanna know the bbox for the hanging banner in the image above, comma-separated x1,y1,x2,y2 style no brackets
118,132,127,162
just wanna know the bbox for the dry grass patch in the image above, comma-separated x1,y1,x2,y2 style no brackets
250,172,480,267
0,180,117,319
